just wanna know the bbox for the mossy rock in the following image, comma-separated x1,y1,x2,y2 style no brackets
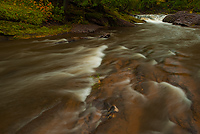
115,12,143,23
162,14,177,23
85,12,104,19
85,12,109,26
105,8,145,24
131,16,146,23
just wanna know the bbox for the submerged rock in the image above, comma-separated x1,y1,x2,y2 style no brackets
66,33,111,43
163,11,200,27
67,37,87,43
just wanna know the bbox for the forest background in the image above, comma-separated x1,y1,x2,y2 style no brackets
0,0,200,39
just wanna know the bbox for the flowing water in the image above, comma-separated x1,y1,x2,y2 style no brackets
1,15,200,134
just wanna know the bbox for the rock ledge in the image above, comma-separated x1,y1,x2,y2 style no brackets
163,11,200,27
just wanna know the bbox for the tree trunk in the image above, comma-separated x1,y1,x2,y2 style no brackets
63,0,69,14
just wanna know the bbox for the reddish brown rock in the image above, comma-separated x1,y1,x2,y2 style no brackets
163,11,200,27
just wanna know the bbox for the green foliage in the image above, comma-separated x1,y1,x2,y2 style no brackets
77,16,89,24
187,0,200,12
91,73,101,90
1,0,200,39
0,0,75,39
72,0,200,13
73,0,139,12
52,6,65,22
104,0,143,11
0,0,53,25
138,0,158,11
163,0,188,10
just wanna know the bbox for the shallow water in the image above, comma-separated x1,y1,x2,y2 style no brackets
1,16,200,134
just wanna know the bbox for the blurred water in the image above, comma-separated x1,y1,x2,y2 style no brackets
0,16,200,134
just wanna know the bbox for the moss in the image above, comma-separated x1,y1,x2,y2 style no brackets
122,14,145,23
104,8,144,24
92,83,101,90
0,20,71,39
91,73,101,90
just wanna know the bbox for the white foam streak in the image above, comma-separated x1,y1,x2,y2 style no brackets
33,45,107,102
28,45,107,81
147,81,191,114
115,78,147,103
63,45,107,101
148,59,158,65
59,87,92,102
71,45,107,75
134,14,167,23
160,82,192,113
33,38,68,44
132,53,147,59
119,46,129,50
115,78,131,86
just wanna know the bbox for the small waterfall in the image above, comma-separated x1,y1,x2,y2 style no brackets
133,14,167,23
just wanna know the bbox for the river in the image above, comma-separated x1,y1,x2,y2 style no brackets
0,15,200,134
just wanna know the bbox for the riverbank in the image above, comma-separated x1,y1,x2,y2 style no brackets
0,14,144,40
0,0,146,40
0,21,130,40
1,0,200,41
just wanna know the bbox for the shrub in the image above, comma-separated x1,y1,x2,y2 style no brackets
0,0,53,25
51,5,65,22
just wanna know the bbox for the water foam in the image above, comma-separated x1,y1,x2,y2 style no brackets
57,45,108,102
134,14,167,23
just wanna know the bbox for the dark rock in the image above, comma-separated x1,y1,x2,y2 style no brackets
68,37,82,42
0,35,9,41
70,24,102,33
0,34,14,41
106,105,119,119
99,33,110,38
163,11,200,27
162,14,177,23
114,18,135,27
66,33,111,43
85,12,135,27
85,13,109,26
108,105,119,113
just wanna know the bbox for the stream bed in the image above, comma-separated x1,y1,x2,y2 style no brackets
0,15,200,134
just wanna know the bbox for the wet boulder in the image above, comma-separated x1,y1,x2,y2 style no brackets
162,14,177,23
163,11,200,27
